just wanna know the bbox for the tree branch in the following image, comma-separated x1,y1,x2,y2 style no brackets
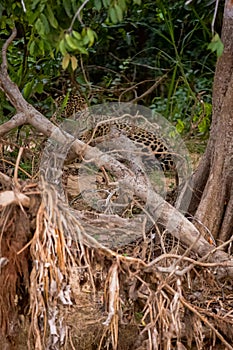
0,113,27,136
0,171,12,187
68,0,90,29
1,27,17,73
131,74,168,103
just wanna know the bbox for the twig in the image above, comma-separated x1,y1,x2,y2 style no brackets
212,0,220,36
86,65,131,83
131,73,168,103
21,0,26,12
109,52,167,71
13,147,24,188
17,237,34,255
0,158,32,179
0,171,12,187
1,27,17,72
0,158,31,179
0,113,27,136
69,331,76,350
146,253,233,269
68,0,90,29
176,290,233,350
118,79,155,102
80,55,90,86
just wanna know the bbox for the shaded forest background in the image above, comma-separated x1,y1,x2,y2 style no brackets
0,0,222,140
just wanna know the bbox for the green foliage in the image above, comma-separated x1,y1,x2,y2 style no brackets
0,0,141,114
0,0,221,138
0,0,142,61
208,33,224,57
140,0,218,136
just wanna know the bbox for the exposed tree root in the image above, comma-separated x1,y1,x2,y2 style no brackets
1,28,233,350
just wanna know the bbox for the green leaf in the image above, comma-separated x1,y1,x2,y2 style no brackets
46,5,58,29
35,82,44,94
40,14,50,34
102,0,110,9
175,119,185,134
35,18,44,36
39,39,45,54
59,38,67,55
133,0,141,4
114,4,123,22
45,41,54,58
63,0,72,17
94,0,102,11
64,33,88,54
81,28,90,45
204,102,212,116
118,0,126,11
109,7,118,24
208,33,224,58
27,11,38,25
72,30,81,40
76,45,88,55
65,33,80,50
198,117,210,133
23,80,34,99
87,28,95,46
71,0,78,13
31,0,40,10
29,41,35,56
76,74,86,84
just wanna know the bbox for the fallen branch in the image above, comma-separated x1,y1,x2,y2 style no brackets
0,28,233,280
0,113,27,135
0,190,30,208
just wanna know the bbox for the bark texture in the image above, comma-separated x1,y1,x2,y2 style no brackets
191,0,233,243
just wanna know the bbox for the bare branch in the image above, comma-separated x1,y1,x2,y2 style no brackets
0,113,27,136
0,158,32,178
118,79,155,102
14,147,24,188
212,0,220,35
1,27,17,73
68,0,90,29
21,0,26,12
0,190,30,208
0,171,12,187
131,74,168,103
166,283,233,350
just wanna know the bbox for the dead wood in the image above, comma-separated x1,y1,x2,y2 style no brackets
0,28,233,281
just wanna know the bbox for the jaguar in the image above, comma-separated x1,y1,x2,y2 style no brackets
57,93,179,188
82,121,177,175
54,93,87,118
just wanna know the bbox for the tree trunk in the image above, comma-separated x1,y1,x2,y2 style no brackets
191,0,233,244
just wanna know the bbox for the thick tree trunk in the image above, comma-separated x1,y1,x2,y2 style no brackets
192,0,233,243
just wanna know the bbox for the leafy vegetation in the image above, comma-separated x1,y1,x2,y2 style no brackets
0,0,223,135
